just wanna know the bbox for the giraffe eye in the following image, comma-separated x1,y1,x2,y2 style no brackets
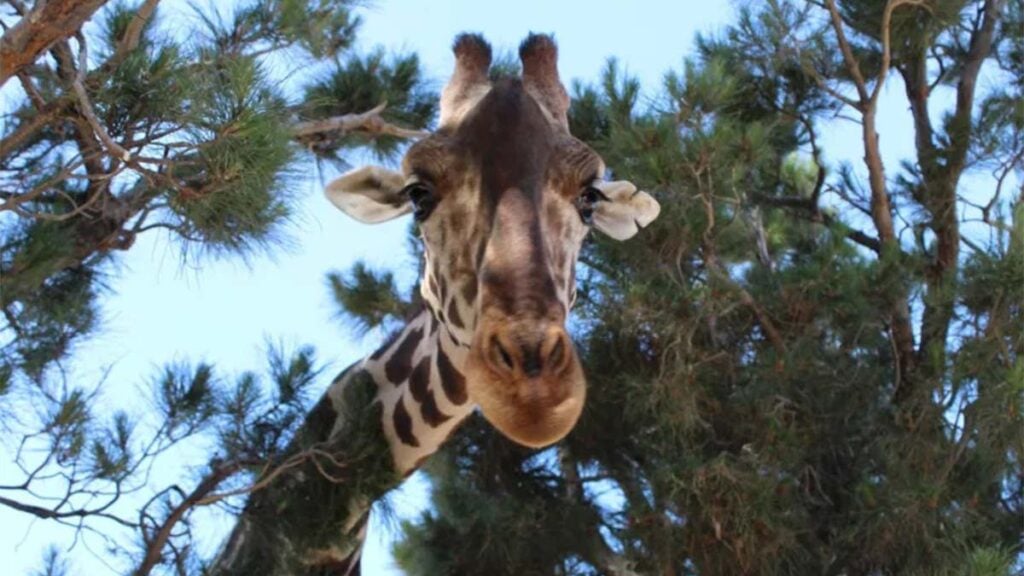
582,186,603,204
404,183,436,221
577,185,606,225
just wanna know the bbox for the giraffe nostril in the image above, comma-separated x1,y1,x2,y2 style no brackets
548,335,566,369
491,336,515,372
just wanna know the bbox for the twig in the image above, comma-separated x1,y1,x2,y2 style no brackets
799,59,861,110
70,34,132,162
291,102,429,141
824,0,869,103
0,156,88,213
16,71,45,110
0,494,136,529
193,448,316,506
984,150,1023,223
133,463,240,576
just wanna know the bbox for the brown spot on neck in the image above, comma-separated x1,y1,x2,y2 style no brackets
436,349,467,405
419,392,451,427
384,325,424,383
392,396,419,447
407,356,431,403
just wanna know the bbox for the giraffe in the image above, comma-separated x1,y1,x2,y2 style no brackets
327,32,659,469
212,33,659,575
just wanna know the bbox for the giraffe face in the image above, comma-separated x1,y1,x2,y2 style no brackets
325,34,660,448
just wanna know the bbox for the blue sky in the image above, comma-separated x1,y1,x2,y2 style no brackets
2,0,979,573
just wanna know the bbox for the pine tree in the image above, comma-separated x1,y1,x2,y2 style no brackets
0,1,432,572
394,1,1021,574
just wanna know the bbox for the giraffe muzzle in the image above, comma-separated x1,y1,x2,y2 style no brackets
464,320,586,448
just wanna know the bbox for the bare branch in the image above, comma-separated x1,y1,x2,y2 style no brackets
0,494,136,529
291,102,430,142
0,102,64,159
70,34,132,162
984,150,1023,223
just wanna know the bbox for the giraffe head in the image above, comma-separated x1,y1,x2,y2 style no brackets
326,34,660,448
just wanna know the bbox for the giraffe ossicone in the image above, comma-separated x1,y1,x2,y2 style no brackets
326,33,660,469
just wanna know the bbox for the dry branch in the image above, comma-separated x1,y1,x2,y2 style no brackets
292,102,430,141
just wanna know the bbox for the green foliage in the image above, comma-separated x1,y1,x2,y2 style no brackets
218,344,321,462
328,261,409,334
396,418,607,575
169,55,297,254
234,0,361,58
156,361,218,434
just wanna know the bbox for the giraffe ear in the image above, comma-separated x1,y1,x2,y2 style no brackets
325,166,411,224
589,180,661,241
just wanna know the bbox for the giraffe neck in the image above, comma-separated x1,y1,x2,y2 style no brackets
331,306,476,474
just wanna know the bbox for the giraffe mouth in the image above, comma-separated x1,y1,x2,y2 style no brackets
462,321,586,448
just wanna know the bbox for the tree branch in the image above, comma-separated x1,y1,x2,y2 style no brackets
824,0,869,103
823,0,917,391
916,0,1004,382
753,194,882,253
872,1,931,107
0,493,136,529
133,462,241,576
291,102,430,142
946,0,1003,178
898,48,939,199
109,0,159,69
0,0,108,87
70,34,132,162
0,101,66,160
699,191,787,359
